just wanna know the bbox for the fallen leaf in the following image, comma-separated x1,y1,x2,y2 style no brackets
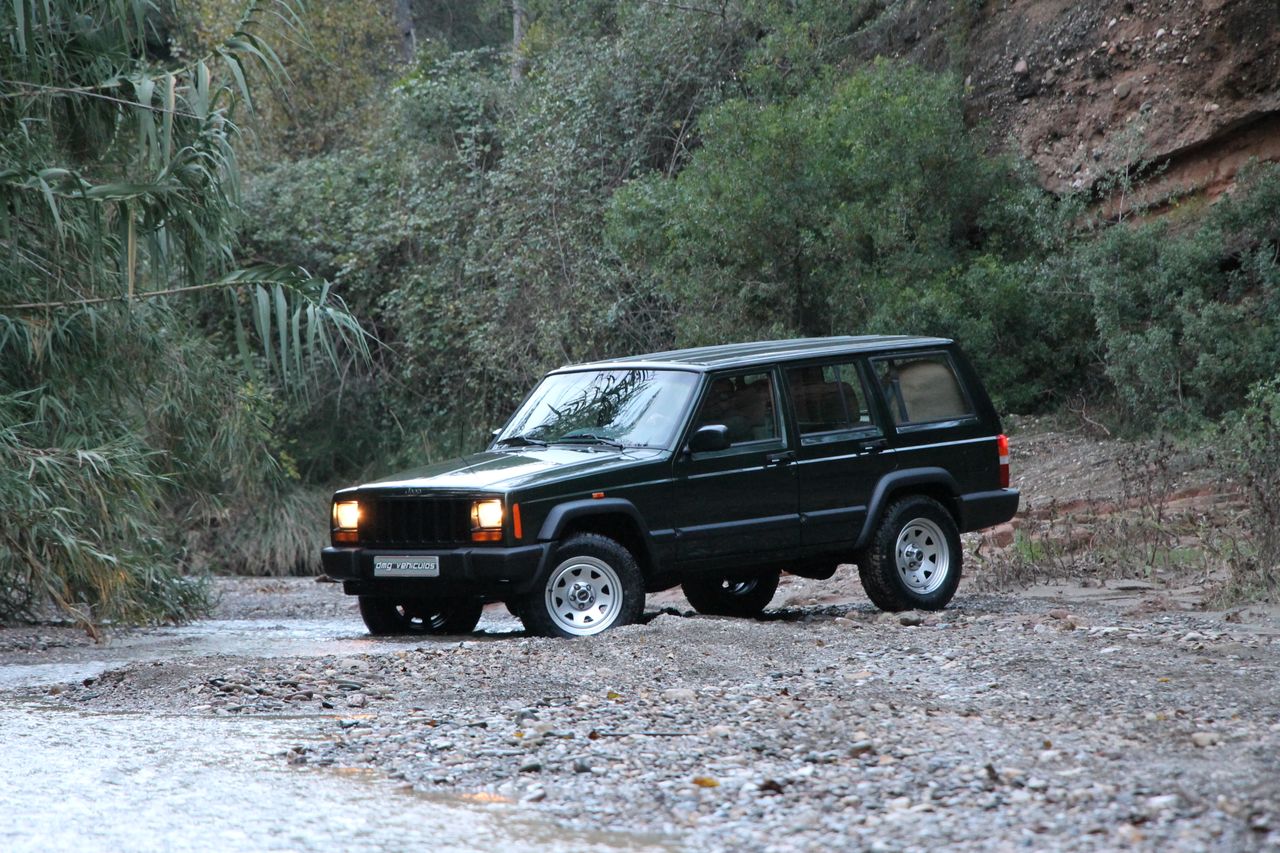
692,776,720,788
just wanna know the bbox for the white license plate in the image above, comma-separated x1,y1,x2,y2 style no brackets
373,556,440,578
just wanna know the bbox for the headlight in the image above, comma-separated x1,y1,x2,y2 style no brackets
333,500,360,530
471,499,503,530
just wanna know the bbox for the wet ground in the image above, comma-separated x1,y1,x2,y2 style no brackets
3,576,1279,852
0,596,667,853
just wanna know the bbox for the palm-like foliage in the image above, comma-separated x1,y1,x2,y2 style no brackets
0,1,370,628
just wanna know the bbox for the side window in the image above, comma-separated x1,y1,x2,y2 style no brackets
787,362,875,439
694,371,780,446
873,353,973,426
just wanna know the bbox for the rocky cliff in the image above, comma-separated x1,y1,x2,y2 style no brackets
859,0,1280,205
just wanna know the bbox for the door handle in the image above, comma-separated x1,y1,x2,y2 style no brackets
766,451,796,467
856,438,887,454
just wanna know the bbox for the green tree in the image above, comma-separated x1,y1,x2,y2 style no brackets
612,62,987,336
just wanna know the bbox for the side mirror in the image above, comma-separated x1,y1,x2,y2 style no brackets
485,428,500,451
688,424,730,453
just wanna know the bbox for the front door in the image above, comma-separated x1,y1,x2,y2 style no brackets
673,368,800,566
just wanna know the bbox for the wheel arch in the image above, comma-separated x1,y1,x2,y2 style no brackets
854,468,962,551
537,499,658,581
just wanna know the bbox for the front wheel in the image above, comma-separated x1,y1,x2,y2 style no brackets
681,570,779,617
518,533,644,638
856,495,961,612
357,596,484,636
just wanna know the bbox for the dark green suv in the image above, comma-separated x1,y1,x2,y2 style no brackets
322,337,1018,637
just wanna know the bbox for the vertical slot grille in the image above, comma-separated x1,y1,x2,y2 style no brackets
360,497,472,547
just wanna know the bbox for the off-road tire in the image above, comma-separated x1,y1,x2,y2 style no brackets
357,596,484,636
681,570,780,617
856,495,962,612
517,533,645,638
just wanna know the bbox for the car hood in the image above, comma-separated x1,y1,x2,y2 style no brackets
359,446,666,493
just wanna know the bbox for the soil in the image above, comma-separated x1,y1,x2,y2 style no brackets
853,0,1280,204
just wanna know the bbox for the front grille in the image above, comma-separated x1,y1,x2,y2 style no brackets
360,497,472,548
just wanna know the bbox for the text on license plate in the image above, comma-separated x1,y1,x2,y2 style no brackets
373,556,440,577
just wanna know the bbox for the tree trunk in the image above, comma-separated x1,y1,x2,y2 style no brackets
511,0,528,81
394,0,415,63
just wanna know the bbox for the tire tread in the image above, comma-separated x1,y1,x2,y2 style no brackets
856,495,961,613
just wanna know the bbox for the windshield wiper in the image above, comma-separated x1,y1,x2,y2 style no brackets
495,433,547,447
554,433,627,450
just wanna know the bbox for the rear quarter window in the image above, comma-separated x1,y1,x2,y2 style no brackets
873,353,974,426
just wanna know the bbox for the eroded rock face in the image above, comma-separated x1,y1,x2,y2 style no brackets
855,0,1280,200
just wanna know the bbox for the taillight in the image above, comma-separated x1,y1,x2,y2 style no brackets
997,434,1010,489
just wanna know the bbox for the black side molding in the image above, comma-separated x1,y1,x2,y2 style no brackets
957,489,1020,533
853,468,962,550
535,497,662,574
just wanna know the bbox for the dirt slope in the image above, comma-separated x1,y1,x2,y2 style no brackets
858,0,1280,202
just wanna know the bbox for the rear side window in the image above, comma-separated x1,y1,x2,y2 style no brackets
787,362,874,438
874,353,973,426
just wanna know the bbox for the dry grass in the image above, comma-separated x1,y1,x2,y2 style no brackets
968,432,1254,598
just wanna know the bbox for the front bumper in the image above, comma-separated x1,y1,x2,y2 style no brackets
322,543,551,599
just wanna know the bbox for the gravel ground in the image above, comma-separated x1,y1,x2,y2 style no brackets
21,576,1280,852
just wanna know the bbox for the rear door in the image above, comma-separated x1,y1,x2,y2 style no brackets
672,368,800,564
785,359,894,550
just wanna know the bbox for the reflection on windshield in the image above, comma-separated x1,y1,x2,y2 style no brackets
496,369,698,449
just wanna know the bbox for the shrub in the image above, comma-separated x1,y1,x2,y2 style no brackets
1086,163,1280,426
1217,377,1280,602
609,59,1095,412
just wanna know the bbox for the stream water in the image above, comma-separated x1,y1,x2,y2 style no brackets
0,618,674,853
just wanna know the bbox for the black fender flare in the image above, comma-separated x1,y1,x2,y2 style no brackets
535,497,660,576
853,468,961,551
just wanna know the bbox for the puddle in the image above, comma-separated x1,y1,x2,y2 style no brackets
0,612,524,692
0,698,674,853
0,615,677,852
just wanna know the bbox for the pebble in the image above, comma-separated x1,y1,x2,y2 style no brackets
42,578,1280,852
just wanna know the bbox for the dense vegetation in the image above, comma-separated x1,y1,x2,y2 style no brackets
2,0,1277,623
0,1,368,628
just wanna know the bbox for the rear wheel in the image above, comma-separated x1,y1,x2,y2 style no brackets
681,570,780,617
856,495,961,612
357,596,484,636
518,533,644,638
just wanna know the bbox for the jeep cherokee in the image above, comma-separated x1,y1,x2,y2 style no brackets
322,336,1019,637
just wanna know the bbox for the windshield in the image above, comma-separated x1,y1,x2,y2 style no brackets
495,369,699,449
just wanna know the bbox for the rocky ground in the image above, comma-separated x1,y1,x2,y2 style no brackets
7,572,1275,852
3,426,1277,851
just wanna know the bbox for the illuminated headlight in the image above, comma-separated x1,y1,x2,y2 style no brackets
471,499,504,531
333,500,360,531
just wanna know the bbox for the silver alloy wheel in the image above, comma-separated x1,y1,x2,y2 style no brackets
724,579,758,595
544,555,622,636
894,517,950,594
